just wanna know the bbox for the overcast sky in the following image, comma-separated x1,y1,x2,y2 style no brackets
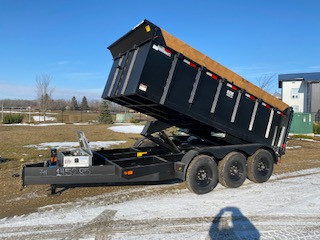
0,0,319,100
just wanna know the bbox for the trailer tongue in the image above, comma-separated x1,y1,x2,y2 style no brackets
22,20,293,195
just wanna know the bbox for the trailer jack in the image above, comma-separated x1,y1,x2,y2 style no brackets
50,185,57,195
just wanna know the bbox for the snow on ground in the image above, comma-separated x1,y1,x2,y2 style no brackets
1,123,66,127
1,123,94,127
0,111,58,115
1,168,320,239
108,125,144,134
295,138,320,143
32,116,56,122
24,140,126,150
286,145,302,149
0,111,28,114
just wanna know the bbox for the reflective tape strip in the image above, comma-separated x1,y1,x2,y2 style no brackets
262,102,271,109
210,80,223,113
265,109,274,138
152,44,172,57
107,56,124,97
230,91,242,123
249,100,259,131
245,93,255,101
226,83,237,91
206,71,219,80
183,59,196,68
121,48,139,95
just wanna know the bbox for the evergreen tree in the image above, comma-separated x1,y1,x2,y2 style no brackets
81,96,89,111
71,96,78,110
98,100,113,124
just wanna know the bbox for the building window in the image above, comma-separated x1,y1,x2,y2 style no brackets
291,88,299,99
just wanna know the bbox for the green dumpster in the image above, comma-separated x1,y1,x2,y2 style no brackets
289,113,313,134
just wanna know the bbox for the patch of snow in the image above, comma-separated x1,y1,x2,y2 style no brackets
108,125,144,134
295,138,320,143
73,122,91,125
0,111,27,114
286,145,302,149
1,168,319,239
108,170,320,221
32,116,56,122
6,192,46,203
24,141,126,150
271,167,320,180
1,123,66,127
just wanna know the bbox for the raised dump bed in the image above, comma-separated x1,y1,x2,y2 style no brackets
102,19,293,154
22,20,293,195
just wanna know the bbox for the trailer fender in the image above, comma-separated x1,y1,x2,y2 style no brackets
181,144,276,180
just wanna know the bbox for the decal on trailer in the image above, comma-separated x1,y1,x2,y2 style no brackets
56,168,91,176
226,89,234,99
139,83,148,92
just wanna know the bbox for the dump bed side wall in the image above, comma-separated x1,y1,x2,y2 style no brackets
160,29,289,112
104,20,293,153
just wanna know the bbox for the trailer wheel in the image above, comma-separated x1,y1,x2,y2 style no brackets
247,149,274,183
133,138,157,148
185,155,218,194
218,152,247,188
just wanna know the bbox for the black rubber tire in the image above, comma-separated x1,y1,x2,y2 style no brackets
218,152,247,188
185,155,218,194
247,149,274,183
133,138,157,148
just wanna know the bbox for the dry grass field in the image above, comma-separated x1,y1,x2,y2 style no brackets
0,124,140,169
0,124,320,219
0,123,142,218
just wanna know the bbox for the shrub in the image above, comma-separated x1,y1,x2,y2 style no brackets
3,114,24,124
290,134,314,139
313,123,320,134
98,100,113,124
130,118,140,124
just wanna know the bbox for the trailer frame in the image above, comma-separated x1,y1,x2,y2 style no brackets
22,121,275,194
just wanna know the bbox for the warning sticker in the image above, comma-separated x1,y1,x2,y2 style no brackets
226,90,234,99
139,83,147,92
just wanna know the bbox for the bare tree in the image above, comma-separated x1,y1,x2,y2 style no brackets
35,74,54,122
88,99,101,112
256,73,277,93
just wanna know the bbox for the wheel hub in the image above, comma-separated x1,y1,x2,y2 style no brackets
230,165,239,175
197,169,207,180
258,161,267,171
229,161,243,181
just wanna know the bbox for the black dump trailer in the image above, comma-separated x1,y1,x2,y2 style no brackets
22,20,293,194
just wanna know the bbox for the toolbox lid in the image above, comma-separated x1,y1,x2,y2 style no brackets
77,131,93,156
